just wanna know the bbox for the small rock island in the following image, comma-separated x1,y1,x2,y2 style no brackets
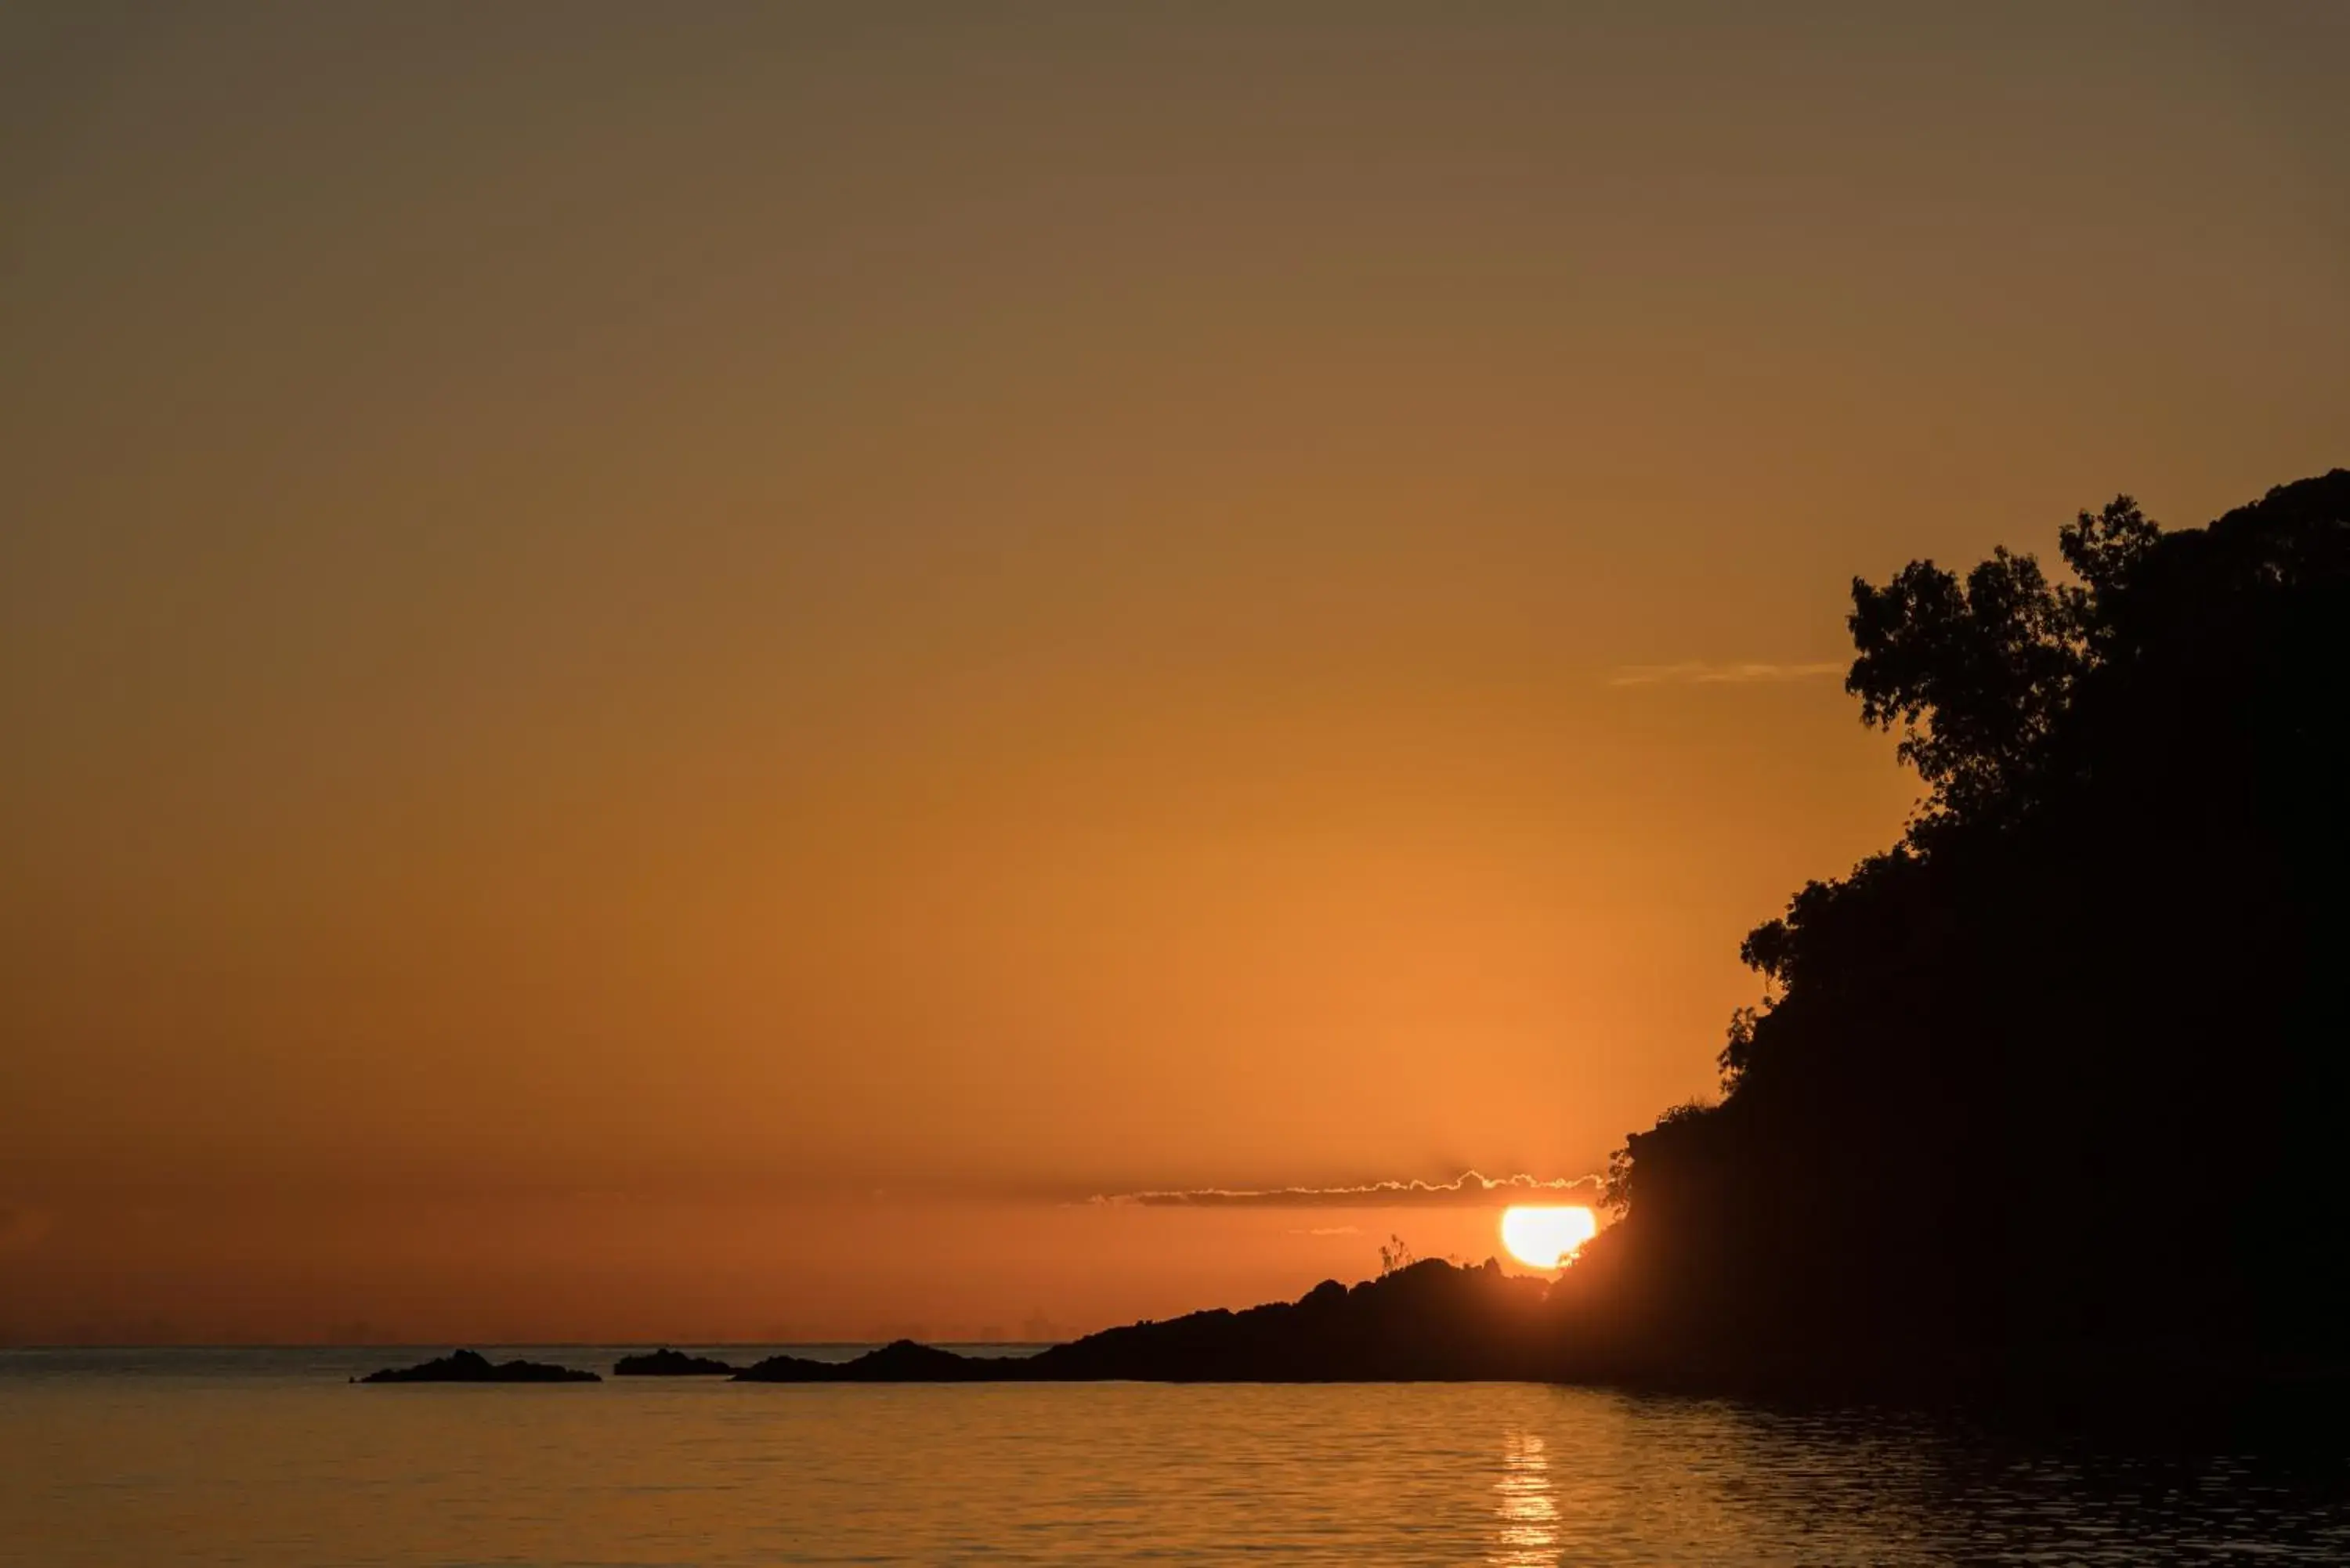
737,1339,993,1382
612,1348,738,1376
357,1349,601,1384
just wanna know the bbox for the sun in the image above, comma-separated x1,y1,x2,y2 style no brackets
1499,1205,1597,1268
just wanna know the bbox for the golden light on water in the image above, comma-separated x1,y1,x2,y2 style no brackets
1489,1430,1559,1567
1499,1205,1596,1269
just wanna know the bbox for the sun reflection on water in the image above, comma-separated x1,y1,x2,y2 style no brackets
1489,1429,1560,1566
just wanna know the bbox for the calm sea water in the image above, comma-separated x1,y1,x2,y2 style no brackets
4,1347,2347,1566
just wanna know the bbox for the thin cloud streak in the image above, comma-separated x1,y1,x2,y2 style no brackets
1086,1171,1603,1209
1608,659,1848,687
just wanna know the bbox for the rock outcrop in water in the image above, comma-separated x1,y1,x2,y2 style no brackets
612,1348,738,1376
357,1349,600,1384
738,1339,990,1382
732,1259,1553,1383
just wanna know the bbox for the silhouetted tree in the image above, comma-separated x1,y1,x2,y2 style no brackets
1589,471,2350,1375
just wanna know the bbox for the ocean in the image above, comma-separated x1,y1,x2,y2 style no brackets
3,1347,2346,1565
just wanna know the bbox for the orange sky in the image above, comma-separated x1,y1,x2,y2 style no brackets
3,3,2345,1342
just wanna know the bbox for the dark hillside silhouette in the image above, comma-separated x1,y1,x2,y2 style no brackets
1019,1255,1550,1381
727,1259,1553,1382
1574,470,2350,1382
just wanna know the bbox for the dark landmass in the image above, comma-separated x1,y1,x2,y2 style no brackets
730,470,2350,1402
352,472,2350,1404
356,1349,600,1384
732,1261,1550,1382
724,1255,2350,1404
1020,1259,1550,1381
612,1348,737,1376
739,1339,994,1382
1556,469,2350,1394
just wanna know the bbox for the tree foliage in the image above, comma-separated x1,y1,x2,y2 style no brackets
1591,471,2350,1363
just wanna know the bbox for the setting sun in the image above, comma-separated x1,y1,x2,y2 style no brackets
1500,1205,1598,1268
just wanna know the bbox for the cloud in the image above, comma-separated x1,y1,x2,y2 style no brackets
1607,659,1846,687
1086,1171,1603,1209
1287,1225,1364,1237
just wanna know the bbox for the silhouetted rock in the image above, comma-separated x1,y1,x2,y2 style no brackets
841,1339,992,1382
356,1349,599,1384
1026,1258,1553,1381
612,1348,737,1376
736,1340,990,1382
729,1261,1555,1383
730,1350,839,1382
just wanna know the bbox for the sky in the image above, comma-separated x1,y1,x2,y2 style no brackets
3,2,2345,1344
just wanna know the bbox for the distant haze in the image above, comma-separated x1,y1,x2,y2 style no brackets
3,2,2343,1342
